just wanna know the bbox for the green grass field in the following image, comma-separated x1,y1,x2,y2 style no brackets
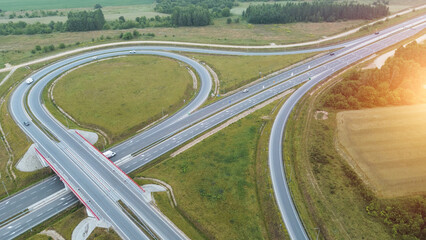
52,55,194,143
1,0,154,11
49,207,86,239
27,234,50,240
185,52,318,93
87,228,121,240
134,101,284,239
150,191,206,239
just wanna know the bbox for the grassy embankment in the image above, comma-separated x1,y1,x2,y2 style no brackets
87,228,121,240
133,97,290,239
49,55,194,145
185,52,318,94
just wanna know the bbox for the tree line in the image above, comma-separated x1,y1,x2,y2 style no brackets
324,41,426,110
66,9,105,31
0,5,218,35
243,2,389,24
0,9,106,34
155,0,235,16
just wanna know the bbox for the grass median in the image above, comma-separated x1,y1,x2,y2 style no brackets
134,97,289,239
51,55,195,145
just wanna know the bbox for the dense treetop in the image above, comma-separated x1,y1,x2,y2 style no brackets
324,42,426,110
243,2,389,24
154,0,235,14
66,9,105,31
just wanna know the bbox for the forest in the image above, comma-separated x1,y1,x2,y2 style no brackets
324,41,426,109
66,9,105,31
154,0,235,16
0,9,106,34
171,6,211,26
243,2,389,24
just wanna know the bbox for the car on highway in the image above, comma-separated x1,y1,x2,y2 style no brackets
23,121,30,126
243,89,249,93
375,31,380,35
129,50,136,54
330,52,335,56
103,150,116,158
25,78,33,84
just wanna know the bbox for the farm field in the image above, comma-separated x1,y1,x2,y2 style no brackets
0,0,154,11
0,3,166,24
52,55,194,144
337,104,426,198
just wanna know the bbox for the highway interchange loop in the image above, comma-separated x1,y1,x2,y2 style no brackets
0,14,425,239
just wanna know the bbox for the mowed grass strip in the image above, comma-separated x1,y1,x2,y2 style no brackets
53,55,193,143
136,103,280,239
337,104,426,198
185,52,318,93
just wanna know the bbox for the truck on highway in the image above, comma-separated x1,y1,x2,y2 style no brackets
103,150,116,158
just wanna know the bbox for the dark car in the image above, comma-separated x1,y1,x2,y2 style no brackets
330,52,335,56
23,121,30,126
375,32,380,35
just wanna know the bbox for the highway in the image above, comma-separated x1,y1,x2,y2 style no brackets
0,14,424,239
268,19,426,239
4,51,211,240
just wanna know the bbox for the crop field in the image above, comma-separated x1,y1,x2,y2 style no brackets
337,104,426,198
1,0,154,11
0,3,166,24
52,55,193,143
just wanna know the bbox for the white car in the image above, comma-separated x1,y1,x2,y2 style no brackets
25,78,33,84
129,50,136,54
242,89,249,93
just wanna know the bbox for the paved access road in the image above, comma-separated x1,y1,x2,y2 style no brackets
0,14,424,239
